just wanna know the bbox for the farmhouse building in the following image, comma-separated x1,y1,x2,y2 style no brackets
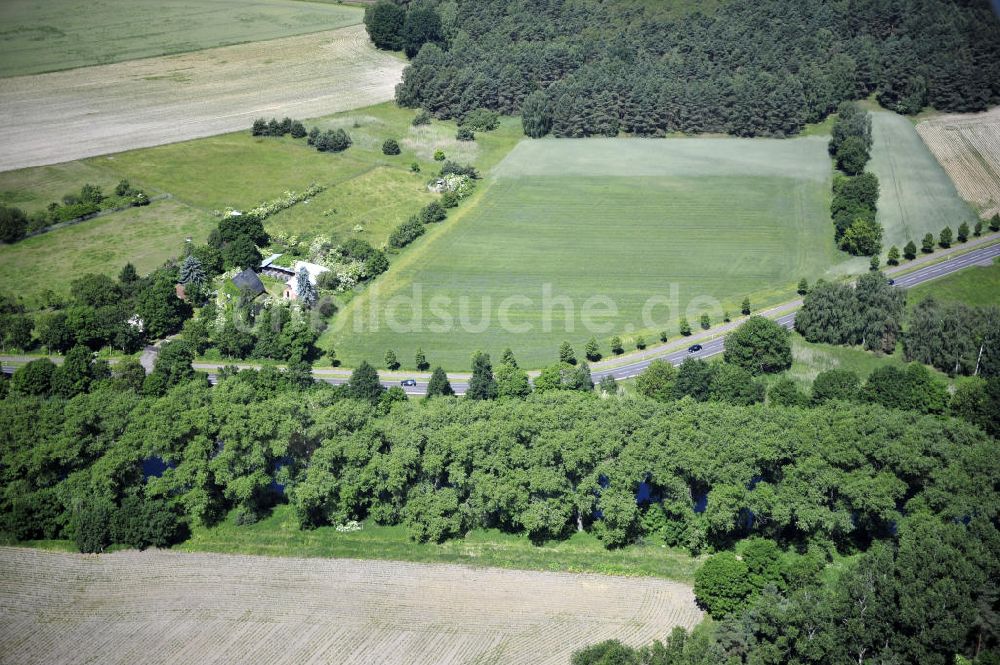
231,268,266,298
282,260,329,301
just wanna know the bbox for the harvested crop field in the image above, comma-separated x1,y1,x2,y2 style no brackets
0,547,702,665
917,107,1000,218
0,25,405,171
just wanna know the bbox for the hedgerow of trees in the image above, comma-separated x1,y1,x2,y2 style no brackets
828,104,882,256
1,180,150,244
251,116,351,154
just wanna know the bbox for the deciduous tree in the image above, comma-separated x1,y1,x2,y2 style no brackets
724,316,792,374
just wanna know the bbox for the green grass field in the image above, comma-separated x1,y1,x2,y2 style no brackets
0,198,214,302
330,136,839,370
1,501,704,582
0,161,142,214
90,103,522,245
906,258,1000,310
174,504,701,581
868,111,978,249
0,0,362,77
784,334,914,387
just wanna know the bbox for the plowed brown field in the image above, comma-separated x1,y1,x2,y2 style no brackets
0,547,702,665
0,25,404,172
917,107,1000,218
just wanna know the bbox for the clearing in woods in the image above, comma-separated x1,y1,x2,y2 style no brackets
916,106,1000,219
0,547,703,665
0,0,363,78
330,136,840,370
867,111,978,248
0,25,406,171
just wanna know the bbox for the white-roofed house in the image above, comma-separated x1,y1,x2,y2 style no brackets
283,260,330,301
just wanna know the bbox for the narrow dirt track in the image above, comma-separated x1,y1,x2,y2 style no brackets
0,547,702,665
0,25,405,172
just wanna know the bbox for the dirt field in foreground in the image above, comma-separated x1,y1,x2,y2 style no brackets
0,547,702,665
0,25,404,172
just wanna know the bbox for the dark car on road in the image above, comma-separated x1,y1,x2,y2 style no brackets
688,344,703,353
400,379,418,387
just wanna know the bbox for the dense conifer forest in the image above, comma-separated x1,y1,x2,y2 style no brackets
371,0,1000,137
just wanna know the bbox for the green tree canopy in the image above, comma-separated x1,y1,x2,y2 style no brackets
425,367,454,398
348,361,384,403
723,316,792,375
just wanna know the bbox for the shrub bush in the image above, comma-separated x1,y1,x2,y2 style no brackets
456,126,475,141
419,201,447,223
440,191,459,208
460,108,501,131
0,205,28,243
382,138,401,155
439,161,479,179
388,216,425,249
314,129,352,152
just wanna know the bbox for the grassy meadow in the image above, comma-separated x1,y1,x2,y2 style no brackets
905,258,1000,310
0,103,521,303
0,198,215,302
784,335,915,387
91,102,523,244
177,504,702,582
330,136,840,370
868,111,978,249
0,0,362,77
0,161,139,215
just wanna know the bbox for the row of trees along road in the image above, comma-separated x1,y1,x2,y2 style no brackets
3,362,994,552
371,0,1000,137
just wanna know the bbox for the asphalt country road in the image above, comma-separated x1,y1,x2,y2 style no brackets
589,241,1000,385
3,241,999,396
194,240,1000,395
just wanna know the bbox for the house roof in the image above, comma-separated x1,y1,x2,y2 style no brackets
231,268,265,296
259,253,283,269
284,261,330,289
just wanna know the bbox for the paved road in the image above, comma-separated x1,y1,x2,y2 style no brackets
592,241,1000,385
4,241,999,396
